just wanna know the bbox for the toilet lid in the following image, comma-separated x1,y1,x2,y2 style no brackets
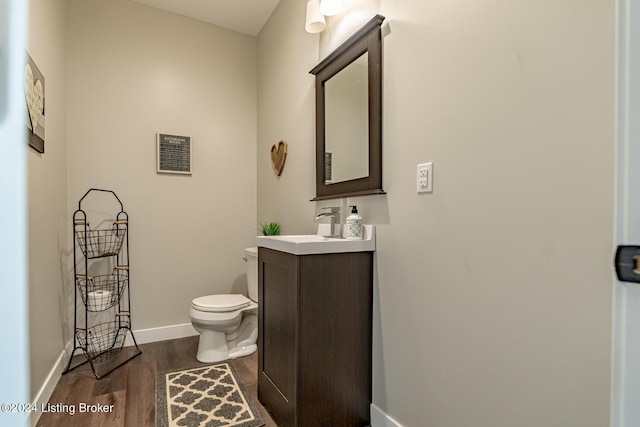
192,294,251,313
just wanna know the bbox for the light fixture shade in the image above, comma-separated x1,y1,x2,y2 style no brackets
306,0,326,33
320,0,343,17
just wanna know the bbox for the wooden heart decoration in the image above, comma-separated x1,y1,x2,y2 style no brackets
271,141,288,176
24,63,44,134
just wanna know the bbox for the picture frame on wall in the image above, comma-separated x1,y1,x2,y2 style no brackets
156,133,192,175
24,52,45,153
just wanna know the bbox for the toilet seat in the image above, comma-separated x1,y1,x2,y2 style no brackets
192,294,250,313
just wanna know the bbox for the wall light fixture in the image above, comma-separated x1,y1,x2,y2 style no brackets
305,0,344,33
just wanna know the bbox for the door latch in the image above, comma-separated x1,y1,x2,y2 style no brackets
615,245,640,283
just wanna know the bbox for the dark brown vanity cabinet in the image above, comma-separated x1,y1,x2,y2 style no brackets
257,247,373,427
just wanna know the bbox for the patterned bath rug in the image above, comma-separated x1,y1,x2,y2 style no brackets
156,361,264,427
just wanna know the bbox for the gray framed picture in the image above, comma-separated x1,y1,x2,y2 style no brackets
157,133,192,174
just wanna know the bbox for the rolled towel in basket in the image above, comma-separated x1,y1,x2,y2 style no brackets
86,228,100,256
97,229,123,256
97,231,110,256
87,289,111,310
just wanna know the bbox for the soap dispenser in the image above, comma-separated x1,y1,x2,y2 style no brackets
345,205,363,240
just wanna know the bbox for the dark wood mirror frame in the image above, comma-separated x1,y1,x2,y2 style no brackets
310,14,385,201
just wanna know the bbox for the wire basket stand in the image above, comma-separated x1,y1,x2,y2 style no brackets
63,188,142,379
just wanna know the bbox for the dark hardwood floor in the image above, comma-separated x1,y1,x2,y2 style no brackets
36,336,277,427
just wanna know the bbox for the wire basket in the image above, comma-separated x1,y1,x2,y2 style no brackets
76,268,128,311
75,223,126,258
76,316,130,363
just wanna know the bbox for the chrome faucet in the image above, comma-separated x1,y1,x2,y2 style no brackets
315,206,341,238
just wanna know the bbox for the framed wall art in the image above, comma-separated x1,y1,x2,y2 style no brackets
24,52,45,153
156,133,192,175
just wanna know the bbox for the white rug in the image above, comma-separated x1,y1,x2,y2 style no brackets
156,362,264,427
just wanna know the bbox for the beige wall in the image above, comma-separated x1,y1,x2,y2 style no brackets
258,0,615,426
66,0,257,333
27,0,68,400
257,0,318,232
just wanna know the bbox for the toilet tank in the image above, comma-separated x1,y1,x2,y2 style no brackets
245,247,258,302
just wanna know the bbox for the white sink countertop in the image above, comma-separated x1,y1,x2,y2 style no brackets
256,224,375,255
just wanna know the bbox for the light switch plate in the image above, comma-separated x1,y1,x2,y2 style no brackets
417,162,433,193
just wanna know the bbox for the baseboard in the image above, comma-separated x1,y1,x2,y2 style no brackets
371,404,403,427
124,322,198,347
30,323,196,426
29,340,72,427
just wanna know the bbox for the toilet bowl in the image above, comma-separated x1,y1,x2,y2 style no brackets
190,247,259,363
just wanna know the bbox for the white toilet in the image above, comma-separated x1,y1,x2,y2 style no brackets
190,247,259,363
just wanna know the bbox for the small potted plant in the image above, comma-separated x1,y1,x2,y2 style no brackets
260,222,281,236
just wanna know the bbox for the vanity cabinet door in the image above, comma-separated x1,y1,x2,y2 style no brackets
298,252,373,427
258,248,298,427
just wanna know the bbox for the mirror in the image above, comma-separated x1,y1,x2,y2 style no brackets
324,52,369,183
310,15,385,200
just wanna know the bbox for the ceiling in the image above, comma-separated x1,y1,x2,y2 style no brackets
131,0,281,36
